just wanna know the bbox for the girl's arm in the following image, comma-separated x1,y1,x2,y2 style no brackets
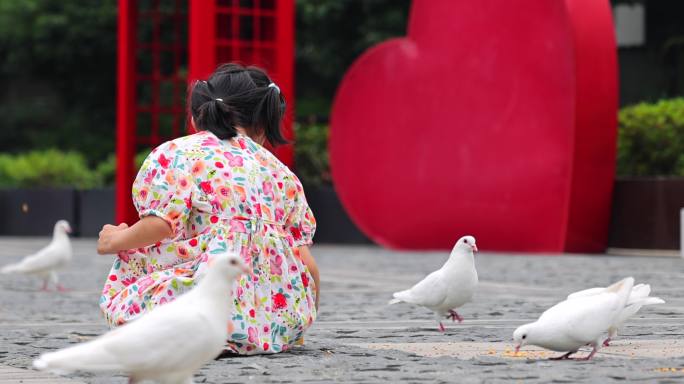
97,216,173,255
297,246,320,310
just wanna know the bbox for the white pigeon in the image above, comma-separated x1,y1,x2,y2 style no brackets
33,252,249,384
388,235,478,332
513,277,635,360
1,220,72,291
567,282,665,346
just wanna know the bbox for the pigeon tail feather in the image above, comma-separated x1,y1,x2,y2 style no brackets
388,298,402,305
32,359,48,370
0,264,20,274
628,284,651,300
33,343,124,373
391,290,412,303
1,260,46,274
630,296,665,306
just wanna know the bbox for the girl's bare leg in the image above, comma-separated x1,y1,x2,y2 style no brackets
297,246,320,310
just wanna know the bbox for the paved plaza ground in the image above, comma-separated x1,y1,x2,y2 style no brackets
0,238,683,383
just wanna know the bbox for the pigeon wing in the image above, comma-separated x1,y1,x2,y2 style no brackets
566,287,605,300
35,298,222,375
538,294,622,345
1,244,64,274
105,308,220,374
393,270,447,308
542,278,634,344
568,283,650,302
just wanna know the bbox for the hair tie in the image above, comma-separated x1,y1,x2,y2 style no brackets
268,83,280,93
215,98,223,102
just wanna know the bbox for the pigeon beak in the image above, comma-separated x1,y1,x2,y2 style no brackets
515,344,521,353
472,244,478,252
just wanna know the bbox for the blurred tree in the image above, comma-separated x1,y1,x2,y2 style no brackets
0,0,409,163
0,0,117,163
295,0,410,118
294,122,330,186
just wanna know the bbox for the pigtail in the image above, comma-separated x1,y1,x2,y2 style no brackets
190,80,237,140
255,85,288,146
197,99,236,140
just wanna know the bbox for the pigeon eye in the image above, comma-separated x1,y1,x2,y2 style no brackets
229,259,238,266
464,239,468,244
522,335,527,340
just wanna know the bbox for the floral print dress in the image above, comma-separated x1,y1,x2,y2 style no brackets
99,131,317,355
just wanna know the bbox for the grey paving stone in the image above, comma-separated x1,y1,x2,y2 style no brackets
0,364,85,383
0,239,683,383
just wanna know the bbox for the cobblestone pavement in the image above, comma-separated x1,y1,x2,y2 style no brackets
1,238,683,383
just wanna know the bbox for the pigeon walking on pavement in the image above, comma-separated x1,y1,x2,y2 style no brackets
1,220,72,291
389,235,478,332
33,252,249,383
513,277,635,360
567,282,665,346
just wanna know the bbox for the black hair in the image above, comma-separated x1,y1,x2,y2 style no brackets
189,63,288,146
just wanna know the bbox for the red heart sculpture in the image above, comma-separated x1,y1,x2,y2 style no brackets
330,0,617,252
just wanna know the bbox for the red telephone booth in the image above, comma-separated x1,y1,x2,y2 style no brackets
116,0,294,224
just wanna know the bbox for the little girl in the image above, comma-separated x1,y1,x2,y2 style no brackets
96,63,319,355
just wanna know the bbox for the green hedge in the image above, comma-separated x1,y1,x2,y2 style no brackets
294,123,330,186
0,128,334,189
0,148,153,189
94,149,150,186
0,128,333,189
0,149,101,188
617,98,684,177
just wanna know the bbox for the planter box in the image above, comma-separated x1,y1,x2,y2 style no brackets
608,177,684,250
78,188,115,237
0,188,77,236
305,185,372,244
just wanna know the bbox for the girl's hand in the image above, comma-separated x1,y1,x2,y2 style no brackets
97,223,129,255
97,216,172,255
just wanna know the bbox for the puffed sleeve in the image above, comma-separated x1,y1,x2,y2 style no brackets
284,174,317,247
131,142,194,238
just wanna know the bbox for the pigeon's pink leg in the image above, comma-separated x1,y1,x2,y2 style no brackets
602,338,611,347
578,346,598,360
549,351,575,360
438,322,446,332
56,284,69,292
447,310,463,323
40,279,50,292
